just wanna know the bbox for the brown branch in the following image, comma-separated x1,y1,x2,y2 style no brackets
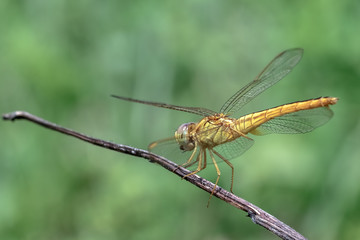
3,111,307,240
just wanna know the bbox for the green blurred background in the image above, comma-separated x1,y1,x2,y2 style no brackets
1,1,359,239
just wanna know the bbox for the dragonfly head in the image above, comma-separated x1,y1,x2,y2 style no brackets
175,122,196,151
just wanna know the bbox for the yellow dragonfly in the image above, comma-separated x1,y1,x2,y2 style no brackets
112,48,338,198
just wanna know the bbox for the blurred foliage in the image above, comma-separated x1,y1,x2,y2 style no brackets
1,0,360,239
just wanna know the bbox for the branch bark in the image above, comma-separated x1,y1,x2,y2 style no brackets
3,111,307,240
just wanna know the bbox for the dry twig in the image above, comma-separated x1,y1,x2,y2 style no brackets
3,111,307,240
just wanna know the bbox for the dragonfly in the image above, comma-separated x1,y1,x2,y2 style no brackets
112,48,338,199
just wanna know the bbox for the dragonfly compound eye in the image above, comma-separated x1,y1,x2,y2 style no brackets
175,122,196,151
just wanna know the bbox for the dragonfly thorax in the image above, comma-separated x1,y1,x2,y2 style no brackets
175,122,196,151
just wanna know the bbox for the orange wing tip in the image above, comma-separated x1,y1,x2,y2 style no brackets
148,142,158,151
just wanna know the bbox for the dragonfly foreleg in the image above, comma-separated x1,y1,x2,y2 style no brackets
172,144,198,173
182,158,198,169
181,144,198,167
183,149,203,179
184,148,207,170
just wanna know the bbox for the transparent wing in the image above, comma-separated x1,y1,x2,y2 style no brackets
191,123,255,161
213,137,254,160
250,107,334,135
220,48,304,116
112,95,217,116
149,125,254,167
148,136,199,166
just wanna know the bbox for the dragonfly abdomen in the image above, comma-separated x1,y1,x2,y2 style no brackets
237,97,338,133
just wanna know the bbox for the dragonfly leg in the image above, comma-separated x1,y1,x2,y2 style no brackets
201,149,207,171
172,144,198,173
207,150,221,207
182,158,198,169
183,149,203,179
184,148,207,170
232,128,253,140
212,149,234,193
181,144,198,167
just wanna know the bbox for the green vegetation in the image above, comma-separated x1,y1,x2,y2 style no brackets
1,1,359,239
